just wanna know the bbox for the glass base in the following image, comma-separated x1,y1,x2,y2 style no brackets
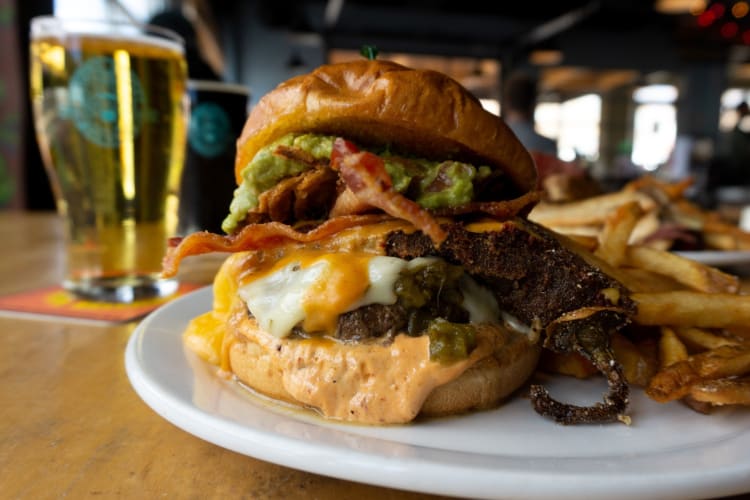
64,275,179,303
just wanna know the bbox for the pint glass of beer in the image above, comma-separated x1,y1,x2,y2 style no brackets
29,16,188,302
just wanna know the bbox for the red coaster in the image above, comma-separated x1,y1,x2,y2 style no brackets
0,282,203,323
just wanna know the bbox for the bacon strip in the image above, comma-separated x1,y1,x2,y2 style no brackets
162,214,390,277
331,138,447,246
273,144,325,168
432,190,542,219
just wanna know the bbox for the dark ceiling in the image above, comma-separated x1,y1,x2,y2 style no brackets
255,0,742,70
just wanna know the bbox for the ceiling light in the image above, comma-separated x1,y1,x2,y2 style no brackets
529,49,563,66
654,0,707,14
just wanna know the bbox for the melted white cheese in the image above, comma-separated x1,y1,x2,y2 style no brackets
238,259,327,338
459,274,501,324
237,254,501,338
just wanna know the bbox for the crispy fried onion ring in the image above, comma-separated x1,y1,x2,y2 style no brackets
162,214,390,277
330,138,447,246
531,307,631,425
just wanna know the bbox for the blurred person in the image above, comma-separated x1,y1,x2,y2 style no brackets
148,3,223,81
715,101,750,187
501,71,557,156
706,101,750,200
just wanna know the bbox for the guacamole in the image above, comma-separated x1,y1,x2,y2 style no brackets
222,133,490,233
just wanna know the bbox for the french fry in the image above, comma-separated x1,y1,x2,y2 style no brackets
727,326,750,345
595,201,644,267
646,346,750,402
625,246,739,294
703,230,742,251
548,224,602,238
628,210,661,246
624,175,693,200
611,332,657,387
538,351,597,379
674,326,741,351
614,267,684,293
528,190,653,227
659,327,688,368
689,377,750,405
556,232,687,295
702,221,750,250
560,233,599,252
632,292,750,328
682,395,714,414
633,335,659,372
534,173,750,415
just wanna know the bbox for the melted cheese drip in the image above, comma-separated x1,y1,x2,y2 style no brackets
237,251,411,337
181,249,509,424
237,251,500,339
180,219,538,423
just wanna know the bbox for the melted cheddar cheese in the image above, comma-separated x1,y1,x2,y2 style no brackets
237,250,404,337
181,219,516,423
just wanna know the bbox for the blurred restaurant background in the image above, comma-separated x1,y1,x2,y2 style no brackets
5,0,750,214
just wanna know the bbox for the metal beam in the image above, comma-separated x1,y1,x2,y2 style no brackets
518,1,602,47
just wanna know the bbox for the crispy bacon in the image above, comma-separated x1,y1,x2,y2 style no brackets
329,188,373,217
330,138,447,246
273,144,324,168
162,214,390,277
255,166,339,223
431,190,542,219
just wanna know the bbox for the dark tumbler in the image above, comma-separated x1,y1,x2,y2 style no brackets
178,80,250,235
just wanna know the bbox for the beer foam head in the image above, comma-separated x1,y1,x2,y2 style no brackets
31,16,184,55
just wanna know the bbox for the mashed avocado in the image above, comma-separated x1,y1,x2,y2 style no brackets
223,134,333,233
222,133,490,233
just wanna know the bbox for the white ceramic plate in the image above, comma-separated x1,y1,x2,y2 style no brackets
125,287,750,500
675,249,750,267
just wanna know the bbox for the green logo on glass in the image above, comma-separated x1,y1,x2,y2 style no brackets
68,56,145,148
189,102,231,158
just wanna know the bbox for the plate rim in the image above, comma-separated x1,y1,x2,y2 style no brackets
674,249,750,266
125,286,750,500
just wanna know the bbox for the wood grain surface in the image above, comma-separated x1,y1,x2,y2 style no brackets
0,212,452,499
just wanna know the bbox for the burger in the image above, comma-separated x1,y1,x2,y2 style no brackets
164,60,635,425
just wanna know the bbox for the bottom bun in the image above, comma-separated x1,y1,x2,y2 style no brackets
420,331,541,417
224,298,540,424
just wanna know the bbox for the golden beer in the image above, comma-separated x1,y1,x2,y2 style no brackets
30,18,188,301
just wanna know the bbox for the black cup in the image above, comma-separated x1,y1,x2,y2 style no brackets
178,80,250,235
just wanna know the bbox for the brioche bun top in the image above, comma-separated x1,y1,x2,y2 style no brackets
235,59,537,194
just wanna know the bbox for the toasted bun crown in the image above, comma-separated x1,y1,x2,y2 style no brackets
235,60,537,193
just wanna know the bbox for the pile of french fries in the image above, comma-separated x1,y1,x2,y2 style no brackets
529,175,750,251
531,177,750,412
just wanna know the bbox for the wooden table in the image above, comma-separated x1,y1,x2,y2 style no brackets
0,212,451,499
1,211,747,500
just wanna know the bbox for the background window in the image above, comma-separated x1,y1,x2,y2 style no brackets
719,87,750,132
631,84,678,171
556,94,601,163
